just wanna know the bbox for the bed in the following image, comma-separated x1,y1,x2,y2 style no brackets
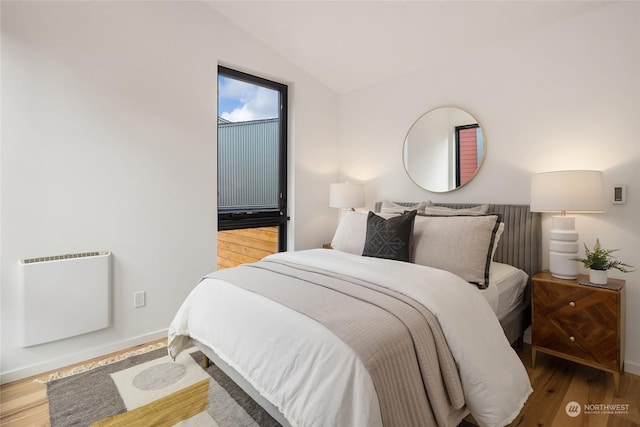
168,202,541,427
374,202,542,346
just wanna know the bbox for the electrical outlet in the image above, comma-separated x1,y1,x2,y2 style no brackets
134,291,146,308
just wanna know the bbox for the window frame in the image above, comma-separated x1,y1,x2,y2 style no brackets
217,66,288,252
454,123,480,188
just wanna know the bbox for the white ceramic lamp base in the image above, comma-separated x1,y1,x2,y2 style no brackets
549,216,579,280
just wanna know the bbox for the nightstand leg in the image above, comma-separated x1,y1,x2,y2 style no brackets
613,372,620,397
531,348,537,369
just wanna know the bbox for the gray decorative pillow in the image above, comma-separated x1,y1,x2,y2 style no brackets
362,210,417,262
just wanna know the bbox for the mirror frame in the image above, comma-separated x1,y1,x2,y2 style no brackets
402,106,486,193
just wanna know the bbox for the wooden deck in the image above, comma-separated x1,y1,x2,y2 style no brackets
217,226,279,270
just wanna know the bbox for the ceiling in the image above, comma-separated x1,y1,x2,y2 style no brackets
205,1,610,94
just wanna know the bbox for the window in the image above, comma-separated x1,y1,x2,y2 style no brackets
455,124,483,187
217,67,288,268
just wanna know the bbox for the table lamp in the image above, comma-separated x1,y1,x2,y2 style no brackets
329,183,364,211
530,170,605,279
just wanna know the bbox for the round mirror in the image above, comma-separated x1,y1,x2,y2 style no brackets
403,106,485,193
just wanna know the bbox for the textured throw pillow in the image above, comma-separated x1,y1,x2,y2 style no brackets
362,210,417,262
412,214,501,288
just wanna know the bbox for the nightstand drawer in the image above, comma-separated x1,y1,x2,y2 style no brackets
532,278,622,371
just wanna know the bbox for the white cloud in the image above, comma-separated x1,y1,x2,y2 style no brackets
219,78,279,122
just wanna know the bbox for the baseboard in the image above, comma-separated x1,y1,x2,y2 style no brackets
624,360,640,376
0,329,168,384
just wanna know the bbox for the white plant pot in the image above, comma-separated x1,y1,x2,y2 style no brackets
589,269,608,285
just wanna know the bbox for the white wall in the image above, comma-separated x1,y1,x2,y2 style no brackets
3,0,638,383
1,1,339,382
338,2,640,374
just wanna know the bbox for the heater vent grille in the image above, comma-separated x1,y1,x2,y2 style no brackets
21,251,109,264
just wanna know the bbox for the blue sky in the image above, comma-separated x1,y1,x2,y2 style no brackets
218,76,279,122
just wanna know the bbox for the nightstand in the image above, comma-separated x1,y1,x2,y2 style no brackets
322,243,333,249
531,271,625,396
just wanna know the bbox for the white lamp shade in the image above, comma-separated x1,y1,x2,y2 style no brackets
329,183,365,209
530,170,605,213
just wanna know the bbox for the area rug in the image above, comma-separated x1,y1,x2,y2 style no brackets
47,346,279,426
48,345,476,426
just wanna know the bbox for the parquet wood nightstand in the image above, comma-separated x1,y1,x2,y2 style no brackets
531,271,625,396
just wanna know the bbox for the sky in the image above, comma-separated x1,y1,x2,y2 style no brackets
218,76,279,122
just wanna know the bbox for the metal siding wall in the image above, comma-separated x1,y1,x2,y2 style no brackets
218,119,279,210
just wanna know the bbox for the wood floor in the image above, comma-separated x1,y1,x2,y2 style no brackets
1,342,638,426
0,338,168,427
503,345,639,427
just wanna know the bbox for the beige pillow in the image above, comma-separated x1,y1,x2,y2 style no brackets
412,214,501,288
422,204,489,216
381,200,428,214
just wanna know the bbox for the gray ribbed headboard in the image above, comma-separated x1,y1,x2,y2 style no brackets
373,202,542,280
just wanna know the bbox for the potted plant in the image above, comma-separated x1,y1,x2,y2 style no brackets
574,238,634,284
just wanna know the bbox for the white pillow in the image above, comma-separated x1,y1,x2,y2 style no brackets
331,211,397,255
330,211,369,255
412,214,501,288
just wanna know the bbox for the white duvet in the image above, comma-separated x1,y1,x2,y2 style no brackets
168,249,531,427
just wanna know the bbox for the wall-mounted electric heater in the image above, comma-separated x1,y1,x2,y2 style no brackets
19,251,112,347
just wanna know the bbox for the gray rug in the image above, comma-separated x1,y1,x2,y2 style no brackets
48,346,475,426
48,347,172,426
48,346,278,426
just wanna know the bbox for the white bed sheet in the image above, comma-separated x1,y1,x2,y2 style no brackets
169,250,531,427
481,262,529,319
